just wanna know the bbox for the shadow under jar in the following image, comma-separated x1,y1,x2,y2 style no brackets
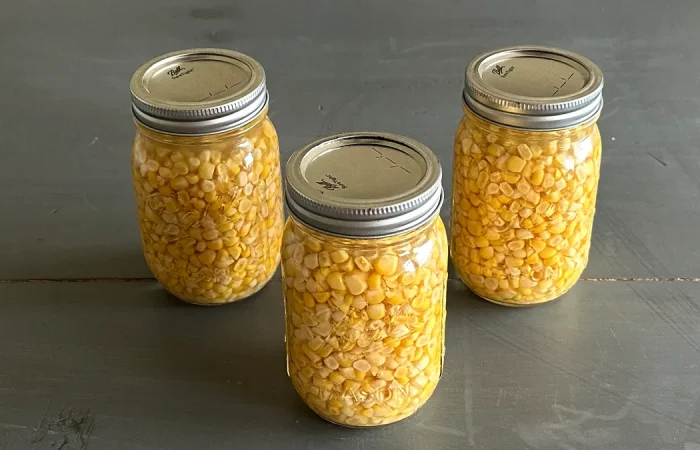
451,46,604,306
282,133,448,427
129,49,284,305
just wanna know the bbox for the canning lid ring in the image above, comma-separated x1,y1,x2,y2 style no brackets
284,132,444,239
462,91,603,131
286,186,444,239
132,91,269,136
463,45,604,130
130,48,269,135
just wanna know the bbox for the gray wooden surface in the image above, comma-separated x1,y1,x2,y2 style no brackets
2,281,700,450
1,0,699,448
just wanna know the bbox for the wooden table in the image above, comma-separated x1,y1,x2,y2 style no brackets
1,0,699,448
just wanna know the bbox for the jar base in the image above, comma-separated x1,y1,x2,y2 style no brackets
290,375,438,428
171,276,269,306
164,258,280,306
304,401,424,428
471,289,565,307
456,272,580,307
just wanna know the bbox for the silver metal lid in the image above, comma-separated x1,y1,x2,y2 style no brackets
285,132,444,238
463,46,604,130
130,48,268,135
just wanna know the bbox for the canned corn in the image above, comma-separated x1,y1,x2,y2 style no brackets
451,46,604,306
282,132,448,426
129,48,284,305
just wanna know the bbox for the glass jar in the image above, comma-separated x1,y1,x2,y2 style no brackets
129,49,283,305
451,46,604,306
282,133,448,427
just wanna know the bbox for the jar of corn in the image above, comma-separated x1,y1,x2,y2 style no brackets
129,49,284,305
282,133,448,426
451,46,604,306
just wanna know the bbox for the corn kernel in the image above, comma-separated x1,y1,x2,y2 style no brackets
331,250,350,263
539,247,557,259
327,272,346,291
374,255,398,276
507,156,527,173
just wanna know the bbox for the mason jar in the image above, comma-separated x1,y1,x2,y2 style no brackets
451,46,604,306
129,49,283,305
282,133,448,426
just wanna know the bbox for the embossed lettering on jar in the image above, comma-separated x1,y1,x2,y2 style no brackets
282,133,448,427
129,49,284,305
451,46,604,306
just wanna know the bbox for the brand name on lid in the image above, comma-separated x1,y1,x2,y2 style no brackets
167,65,194,79
316,174,347,191
492,64,515,78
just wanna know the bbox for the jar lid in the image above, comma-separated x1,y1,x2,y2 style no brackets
130,48,268,135
463,46,603,130
285,132,444,238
